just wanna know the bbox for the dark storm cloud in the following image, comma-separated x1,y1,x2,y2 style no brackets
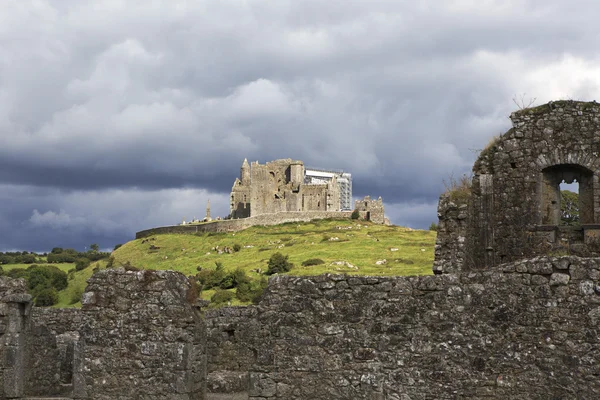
1,0,600,250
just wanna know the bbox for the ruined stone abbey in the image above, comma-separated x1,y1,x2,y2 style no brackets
230,158,342,218
5,100,600,399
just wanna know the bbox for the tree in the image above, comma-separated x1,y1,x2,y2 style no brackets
266,252,293,275
351,209,360,220
90,243,100,252
561,190,579,225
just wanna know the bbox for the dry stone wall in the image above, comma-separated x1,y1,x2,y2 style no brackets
249,256,600,399
77,268,207,400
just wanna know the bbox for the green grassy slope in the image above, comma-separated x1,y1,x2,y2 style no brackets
4,219,436,308
113,219,436,277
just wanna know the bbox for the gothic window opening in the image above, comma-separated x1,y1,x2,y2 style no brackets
541,164,593,225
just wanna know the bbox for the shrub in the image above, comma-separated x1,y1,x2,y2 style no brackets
429,222,438,231
75,258,91,271
106,256,115,269
34,287,58,307
211,289,234,305
233,243,241,252
351,209,360,219
0,255,14,265
266,253,293,275
27,265,68,292
231,267,249,286
302,258,325,267
113,243,123,251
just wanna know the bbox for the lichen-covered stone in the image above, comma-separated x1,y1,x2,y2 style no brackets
248,257,600,399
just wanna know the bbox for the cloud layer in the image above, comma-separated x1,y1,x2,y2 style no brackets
2,0,600,251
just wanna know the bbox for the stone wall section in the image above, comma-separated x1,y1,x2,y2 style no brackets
0,277,31,399
249,257,600,399
432,194,470,274
205,306,260,394
77,268,206,400
25,308,82,397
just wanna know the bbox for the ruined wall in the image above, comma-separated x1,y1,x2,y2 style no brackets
205,306,259,394
25,308,83,397
77,268,206,399
249,256,600,399
466,100,600,269
432,194,470,274
0,277,31,399
354,196,385,224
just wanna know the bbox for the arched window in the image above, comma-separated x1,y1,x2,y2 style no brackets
541,164,594,225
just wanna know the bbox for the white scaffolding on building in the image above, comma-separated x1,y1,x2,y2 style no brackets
304,167,353,211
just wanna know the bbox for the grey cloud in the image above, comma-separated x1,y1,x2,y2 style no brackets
2,0,600,250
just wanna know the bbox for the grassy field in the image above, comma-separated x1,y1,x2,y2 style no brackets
113,218,435,277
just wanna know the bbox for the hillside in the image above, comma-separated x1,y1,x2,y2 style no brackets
112,218,436,304
2,219,436,308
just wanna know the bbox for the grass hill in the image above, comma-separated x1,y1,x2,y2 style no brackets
112,218,436,305
2,219,436,308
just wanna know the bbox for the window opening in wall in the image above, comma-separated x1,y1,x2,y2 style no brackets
560,180,580,226
542,164,592,225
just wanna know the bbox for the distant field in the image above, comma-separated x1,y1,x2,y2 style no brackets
113,219,436,277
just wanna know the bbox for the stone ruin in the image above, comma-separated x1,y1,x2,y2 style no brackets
435,100,600,273
230,158,342,218
4,100,600,399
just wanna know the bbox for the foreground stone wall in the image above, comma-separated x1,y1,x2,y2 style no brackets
25,308,82,396
249,256,600,399
0,277,31,399
77,268,207,399
205,306,259,394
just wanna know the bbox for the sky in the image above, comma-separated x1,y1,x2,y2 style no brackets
2,0,600,252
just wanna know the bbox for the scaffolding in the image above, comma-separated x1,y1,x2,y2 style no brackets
304,168,353,211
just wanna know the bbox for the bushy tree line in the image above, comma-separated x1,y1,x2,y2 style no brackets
0,246,110,272
0,264,68,306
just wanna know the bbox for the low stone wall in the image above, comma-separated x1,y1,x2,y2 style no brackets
77,268,207,400
136,211,356,239
249,256,600,399
205,306,259,393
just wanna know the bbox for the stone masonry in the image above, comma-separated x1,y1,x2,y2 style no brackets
77,268,206,399
449,100,600,271
248,257,600,399
230,159,341,218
